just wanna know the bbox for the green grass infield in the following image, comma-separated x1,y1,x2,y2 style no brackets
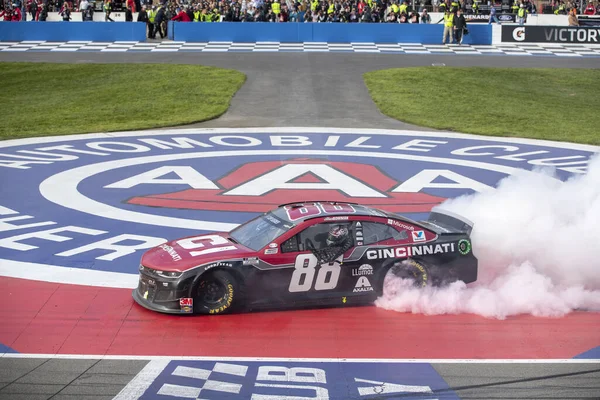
364,67,600,146
1,62,246,140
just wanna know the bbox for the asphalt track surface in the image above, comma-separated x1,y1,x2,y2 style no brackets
1,51,599,400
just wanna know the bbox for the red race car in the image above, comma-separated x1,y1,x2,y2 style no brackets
133,201,477,315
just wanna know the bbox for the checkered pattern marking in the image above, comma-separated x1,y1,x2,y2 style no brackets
2,41,600,56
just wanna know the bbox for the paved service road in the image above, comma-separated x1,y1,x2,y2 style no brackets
2,52,599,130
1,51,599,400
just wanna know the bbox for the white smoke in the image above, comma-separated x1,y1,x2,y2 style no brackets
376,154,600,319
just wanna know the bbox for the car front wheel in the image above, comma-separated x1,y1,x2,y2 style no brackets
193,270,238,315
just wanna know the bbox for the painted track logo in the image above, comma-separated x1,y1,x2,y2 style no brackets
0,128,597,289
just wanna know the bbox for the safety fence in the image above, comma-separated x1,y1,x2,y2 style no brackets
169,22,493,44
0,21,146,41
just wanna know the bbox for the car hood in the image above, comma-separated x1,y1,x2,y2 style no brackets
140,232,256,272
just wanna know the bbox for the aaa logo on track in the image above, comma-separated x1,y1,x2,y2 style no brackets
0,128,595,287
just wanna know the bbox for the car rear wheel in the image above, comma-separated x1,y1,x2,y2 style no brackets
193,270,238,315
380,259,431,295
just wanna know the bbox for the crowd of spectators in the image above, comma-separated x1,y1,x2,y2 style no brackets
1,0,598,22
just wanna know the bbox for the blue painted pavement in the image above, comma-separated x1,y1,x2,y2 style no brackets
136,360,458,400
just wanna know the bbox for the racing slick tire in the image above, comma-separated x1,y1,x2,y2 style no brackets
192,269,239,315
377,259,430,298
391,259,430,287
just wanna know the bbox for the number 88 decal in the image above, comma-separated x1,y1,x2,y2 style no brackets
288,254,341,292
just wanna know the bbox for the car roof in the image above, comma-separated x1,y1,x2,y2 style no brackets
270,201,413,224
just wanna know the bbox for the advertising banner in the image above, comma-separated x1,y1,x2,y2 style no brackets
465,13,515,23
502,25,600,43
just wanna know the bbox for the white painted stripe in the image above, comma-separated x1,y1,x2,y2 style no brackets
172,366,211,380
203,379,242,393
0,258,138,288
113,359,170,400
1,353,598,362
213,362,248,376
157,383,201,398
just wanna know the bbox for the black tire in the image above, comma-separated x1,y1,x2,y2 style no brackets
193,270,238,315
389,259,430,288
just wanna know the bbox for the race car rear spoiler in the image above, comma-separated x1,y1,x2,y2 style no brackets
426,207,474,236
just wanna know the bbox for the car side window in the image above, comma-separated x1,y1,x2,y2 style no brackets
281,236,299,253
298,223,353,251
360,222,408,245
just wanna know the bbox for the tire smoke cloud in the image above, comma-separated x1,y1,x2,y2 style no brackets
376,154,600,319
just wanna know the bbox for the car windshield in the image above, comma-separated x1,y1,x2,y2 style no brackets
229,213,291,251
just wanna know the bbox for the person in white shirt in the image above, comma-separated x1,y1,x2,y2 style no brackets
79,0,89,12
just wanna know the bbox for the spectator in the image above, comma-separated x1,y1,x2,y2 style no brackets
453,7,467,44
104,0,114,21
79,0,88,14
440,9,454,44
488,3,500,23
27,0,37,20
420,8,430,22
11,3,22,20
568,7,579,24
60,2,70,19
172,6,191,20
583,1,595,14
82,3,94,19
148,5,157,37
38,3,48,20
154,4,167,38
409,10,419,22
125,5,133,20
138,4,148,21
0,6,14,20
517,3,526,24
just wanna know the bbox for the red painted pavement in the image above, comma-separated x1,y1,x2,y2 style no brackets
1,276,598,358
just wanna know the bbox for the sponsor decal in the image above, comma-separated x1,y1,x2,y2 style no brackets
179,297,193,313
158,244,182,261
0,128,594,288
324,216,349,221
458,239,472,255
513,26,526,41
264,248,278,255
243,257,259,265
353,276,374,293
366,242,455,260
264,214,281,225
268,243,277,248
387,218,415,231
204,261,234,270
411,230,426,242
405,259,428,287
352,264,373,276
499,14,514,21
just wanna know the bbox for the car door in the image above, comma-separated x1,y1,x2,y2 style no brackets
259,220,356,305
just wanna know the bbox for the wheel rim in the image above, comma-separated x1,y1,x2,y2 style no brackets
197,279,226,305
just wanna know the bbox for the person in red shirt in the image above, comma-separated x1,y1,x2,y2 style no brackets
171,7,191,21
126,0,136,13
11,4,22,20
583,1,595,14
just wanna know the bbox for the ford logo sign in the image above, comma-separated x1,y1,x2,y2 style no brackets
499,14,513,21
